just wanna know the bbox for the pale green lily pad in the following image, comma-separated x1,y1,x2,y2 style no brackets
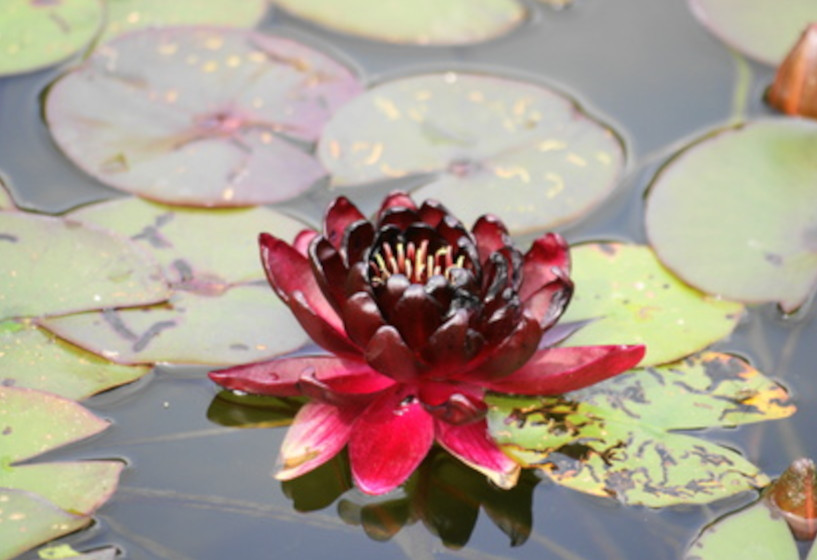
0,0,103,77
487,351,792,506
645,120,817,313
684,501,799,559
0,211,170,321
37,544,118,559
689,0,817,65
46,27,363,207
558,243,744,366
41,284,309,365
69,196,309,290
0,178,16,210
272,0,525,45
101,0,269,43
319,72,624,234
0,320,149,400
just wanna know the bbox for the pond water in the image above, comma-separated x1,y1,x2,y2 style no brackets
1,0,816,558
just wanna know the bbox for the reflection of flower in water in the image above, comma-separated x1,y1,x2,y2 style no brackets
210,193,644,495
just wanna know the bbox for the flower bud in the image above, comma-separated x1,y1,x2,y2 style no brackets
767,24,817,119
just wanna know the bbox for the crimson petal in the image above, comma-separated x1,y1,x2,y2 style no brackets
377,191,416,220
435,419,520,490
472,215,510,265
288,291,362,356
348,387,435,495
465,312,542,380
481,344,646,395
519,233,570,301
309,237,349,312
342,291,386,347
364,325,428,382
342,220,375,266
292,229,318,257
323,196,365,249
417,199,447,228
524,275,574,330
424,309,483,370
390,284,444,352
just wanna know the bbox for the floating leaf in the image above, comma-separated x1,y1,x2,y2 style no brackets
46,27,363,207
69,197,310,290
319,72,624,233
0,0,103,77
688,0,817,65
645,120,817,313
557,243,744,366
41,284,309,365
487,351,791,507
0,211,170,321
0,178,16,210
271,0,525,45
684,501,799,559
0,320,149,400
101,0,268,43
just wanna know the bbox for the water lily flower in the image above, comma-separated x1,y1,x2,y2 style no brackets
209,193,645,495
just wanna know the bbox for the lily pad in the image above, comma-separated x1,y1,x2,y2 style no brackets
101,0,269,43
271,0,525,45
487,352,792,506
689,0,817,65
46,27,363,207
41,284,309,365
0,178,16,210
645,120,817,313
557,243,744,366
0,0,103,77
318,72,624,233
0,320,149,400
69,197,310,290
0,211,170,321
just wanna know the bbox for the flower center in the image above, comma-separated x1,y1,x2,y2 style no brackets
369,239,465,286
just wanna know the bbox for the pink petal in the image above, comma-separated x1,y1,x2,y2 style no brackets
472,214,510,265
348,387,435,495
481,344,646,395
520,233,570,301
292,229,318,256
276,401,360,480
436,419,520,490
323,196,365,249
364,325,428,382
377,191,416,221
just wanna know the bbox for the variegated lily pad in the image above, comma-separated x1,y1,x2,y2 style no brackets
41,284,309,365
69,197,309,290
46,27,363,207
0,211,170,321
645,120,817,313
319,72,624,233
0,320,149,400
558,243,744,366
0,0,103,77
689,0,817,65
101,0,269,43
272,0,525,45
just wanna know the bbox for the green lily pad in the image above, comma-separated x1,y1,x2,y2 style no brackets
41,284,309,365
319,72,624,234
0,211,170,321
689,0,817,65
558,243,744,366
69,197,310,290
46,27,363,207
684,501,799,559
272,0,525,45
0,179,16,210
645,120,817,313
0,320,149,400
0,0,103,77
101,0,269,43
487,352,792,506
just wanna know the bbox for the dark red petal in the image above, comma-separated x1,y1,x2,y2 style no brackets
417,199,447,228
472,215,510,265
342,291,386,347
364,325,428,382
309,236,349,312
289,291,361,356
379,206,421,230
424,309,483,370
345,262,370,297
276,401,360,480
374,274,411,321
324,196,365,249
390,284,444,351
435,214,471,249
297,369,394,406
520,233,570,301
419,382,486,425
342,220,375,266
348,387,435,495
524,274,574,330
481,344,646,395
465,312,542,380
377,191,416,222
292,229,318,257
435,419,520,489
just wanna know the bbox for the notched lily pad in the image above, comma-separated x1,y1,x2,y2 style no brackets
0,0,103,77
69,196,310,290
41,284,309,365
558,243,744,366
46,27,364,207
0,211,170,321
272,0,525,45
689,0,817,65
645,120,817,313
319,72,624,233
0,320,149,400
